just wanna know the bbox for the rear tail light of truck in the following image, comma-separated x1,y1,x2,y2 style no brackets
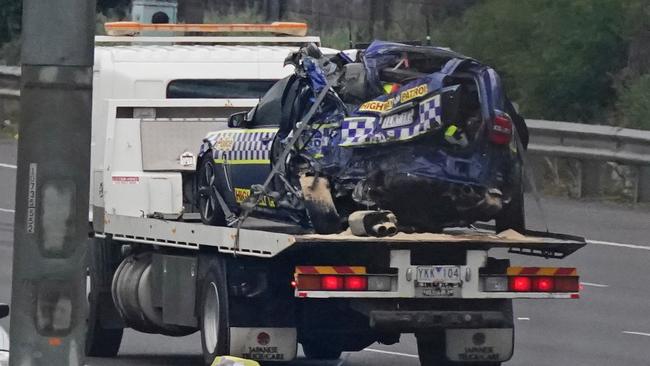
489,111,513,145
294,274,395,291
293,266,394,292
481,267,579,293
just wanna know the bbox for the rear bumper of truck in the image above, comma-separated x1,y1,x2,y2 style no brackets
369,310,509,331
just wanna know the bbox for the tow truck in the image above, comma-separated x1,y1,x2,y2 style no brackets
86,22,586,366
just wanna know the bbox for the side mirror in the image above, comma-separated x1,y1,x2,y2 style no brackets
0,304,8,319
228,111,248,128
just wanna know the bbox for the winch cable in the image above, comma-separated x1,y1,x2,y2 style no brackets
232,78,335,253
517,130,550,233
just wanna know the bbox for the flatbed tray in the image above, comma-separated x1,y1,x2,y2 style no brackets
101,214,586,259
294,227,586,259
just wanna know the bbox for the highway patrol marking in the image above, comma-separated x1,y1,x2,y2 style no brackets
210,128,277,164
400,84,428,103
234,188,276,208
359,99,394,113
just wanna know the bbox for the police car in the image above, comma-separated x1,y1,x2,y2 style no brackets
194,41,528,234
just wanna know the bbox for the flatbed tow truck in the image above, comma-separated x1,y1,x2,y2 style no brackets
85,23,586,366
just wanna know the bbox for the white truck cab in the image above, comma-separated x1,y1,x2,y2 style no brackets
90,31,330,215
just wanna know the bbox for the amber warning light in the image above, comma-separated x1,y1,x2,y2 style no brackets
105,21,308,37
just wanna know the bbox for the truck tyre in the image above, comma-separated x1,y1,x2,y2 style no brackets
199,256,230,366
495,164,525,234
301,340,342,360
416,332,501,366
198,156,226,226
86,238,123,357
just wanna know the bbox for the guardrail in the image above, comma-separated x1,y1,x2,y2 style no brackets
0,67,648,202
527,119,650,202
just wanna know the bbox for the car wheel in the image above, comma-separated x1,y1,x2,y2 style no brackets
198,156,226,226
495,165,525,233
301,340,343,360
199,256,231,366
85,238,123,357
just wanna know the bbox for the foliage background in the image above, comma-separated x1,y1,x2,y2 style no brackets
0,0,649,129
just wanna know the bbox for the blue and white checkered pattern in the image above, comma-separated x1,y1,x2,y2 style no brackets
340,94,443,147
206,129,278,162
418,94,442,129
340,117,378,146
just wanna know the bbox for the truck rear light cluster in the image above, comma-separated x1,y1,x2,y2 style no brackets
293,266,394,292
489,110,513,145
481,267,579,293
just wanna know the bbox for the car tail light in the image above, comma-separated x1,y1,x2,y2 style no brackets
344,276,368,291
509,276,532,292
489,111,513,145
321,275,344,290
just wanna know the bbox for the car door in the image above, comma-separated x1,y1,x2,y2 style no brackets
221,127,279,208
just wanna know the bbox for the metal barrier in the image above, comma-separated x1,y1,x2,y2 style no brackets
527,119,650,202
1,67,649,201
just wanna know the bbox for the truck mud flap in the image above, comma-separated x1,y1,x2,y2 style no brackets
229,327,297,362
445,328,514,363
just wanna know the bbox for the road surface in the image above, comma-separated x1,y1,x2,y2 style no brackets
1,136,650,365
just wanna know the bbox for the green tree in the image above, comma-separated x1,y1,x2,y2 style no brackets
441,0,628,123
617,73,650,130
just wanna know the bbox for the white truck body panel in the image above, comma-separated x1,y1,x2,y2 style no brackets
91,42,312,210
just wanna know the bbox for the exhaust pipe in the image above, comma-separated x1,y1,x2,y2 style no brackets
349,210,398,237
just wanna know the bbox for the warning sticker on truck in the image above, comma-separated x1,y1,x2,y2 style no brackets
445,328,513,363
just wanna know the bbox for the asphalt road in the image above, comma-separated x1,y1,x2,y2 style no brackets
1,135,650,365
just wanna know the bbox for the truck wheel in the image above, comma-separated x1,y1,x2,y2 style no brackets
416,333,501,366
301,340,342,360
85,238,123,357
495,165,525,234
198,156,226,226
200,257,230,366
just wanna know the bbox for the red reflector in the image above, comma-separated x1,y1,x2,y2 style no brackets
489,112,513,145
533,277,554,292
344,276,368,291
554,277,580,292
509,276,532,292
321,275,344,290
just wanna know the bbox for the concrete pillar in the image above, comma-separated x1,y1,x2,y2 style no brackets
10,1,95,365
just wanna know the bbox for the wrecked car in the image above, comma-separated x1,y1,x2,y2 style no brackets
195,41,528,234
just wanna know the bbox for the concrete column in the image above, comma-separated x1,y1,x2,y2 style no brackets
10,1,95,365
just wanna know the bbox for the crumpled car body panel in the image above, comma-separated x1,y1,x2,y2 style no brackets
199,40,525,231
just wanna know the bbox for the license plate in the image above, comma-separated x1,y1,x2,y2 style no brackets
381,109,414,129
416,266,461,284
